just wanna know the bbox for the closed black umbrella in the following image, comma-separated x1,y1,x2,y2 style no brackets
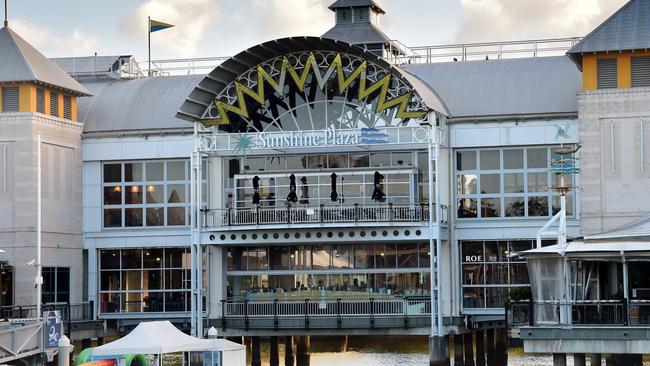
330,173,338,202
252,176,260,205
371,171,386,202
287,174,298,203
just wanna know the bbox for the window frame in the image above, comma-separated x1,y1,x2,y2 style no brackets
455,146,576,220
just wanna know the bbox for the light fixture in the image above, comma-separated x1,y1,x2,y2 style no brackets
147,185,155,193
27,259,36,266
130,186,140,193
156,257,161,262
380,252,385,257
113,186,121,193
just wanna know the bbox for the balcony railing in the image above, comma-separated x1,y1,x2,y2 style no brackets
202,203,440,228
507,299,650,327
219,296,431,331
0,302,94,322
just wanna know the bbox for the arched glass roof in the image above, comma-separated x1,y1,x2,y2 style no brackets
177,37,446,133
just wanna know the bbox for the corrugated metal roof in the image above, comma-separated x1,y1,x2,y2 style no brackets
79,75,203,133
402,56,582,118
567,0,650,66
322,22,392,45
328,0,385,13
0,26,91,95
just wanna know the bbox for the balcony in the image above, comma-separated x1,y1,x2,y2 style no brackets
202,203,444,230
218,296,432,332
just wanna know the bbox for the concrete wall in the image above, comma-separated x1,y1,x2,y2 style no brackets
0,112,84,306
578,87,650,235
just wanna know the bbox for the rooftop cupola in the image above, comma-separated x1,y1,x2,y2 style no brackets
322,0,403,58
329,0,385,26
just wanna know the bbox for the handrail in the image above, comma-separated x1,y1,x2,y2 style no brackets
202,202,443,228
139,37,582,75
507,298,650,327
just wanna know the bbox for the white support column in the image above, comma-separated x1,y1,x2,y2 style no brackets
434,128,443,337
196,153,204,338
426,126,436,337
208,157,225,318
87,247,98,319
622,253,629,300
190,124,199,337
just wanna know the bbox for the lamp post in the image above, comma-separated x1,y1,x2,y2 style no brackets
36,133,43,320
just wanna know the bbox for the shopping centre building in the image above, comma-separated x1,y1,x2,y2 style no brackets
1,0,650,354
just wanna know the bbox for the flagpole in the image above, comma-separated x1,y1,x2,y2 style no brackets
148,16,151,77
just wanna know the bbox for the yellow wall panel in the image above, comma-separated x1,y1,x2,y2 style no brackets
71,96,77,121
18,84,36,112
618,55,631,89
44,88,51,115
57,91,64,118
582,55,597,91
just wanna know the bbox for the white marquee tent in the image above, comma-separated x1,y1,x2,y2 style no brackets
91,321,245,365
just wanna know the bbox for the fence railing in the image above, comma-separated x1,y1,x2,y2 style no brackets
507,299,650,327
0,302,94,322
220,297,431,331
140,37,582,75
203,203,440,228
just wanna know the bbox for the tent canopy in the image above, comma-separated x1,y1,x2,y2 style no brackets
91,321,244,356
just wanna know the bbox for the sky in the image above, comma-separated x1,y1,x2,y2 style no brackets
5,0,629,62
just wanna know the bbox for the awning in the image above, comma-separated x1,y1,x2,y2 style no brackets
91,321,244,356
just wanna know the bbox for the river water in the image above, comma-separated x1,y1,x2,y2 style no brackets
245,336,604,366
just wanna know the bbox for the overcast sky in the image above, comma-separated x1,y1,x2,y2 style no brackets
6,0,628,62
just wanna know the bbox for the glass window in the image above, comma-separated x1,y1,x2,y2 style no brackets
484,241,507,262
124,163,143,182
104,209,121,227
418,243,431,268
397,244,418,268
480,150,500,170
370,153,391,167
104,186,122,205
167,207,185,226
104,164,121,182
462,242,483,261
504,197,525,217
354,244,373,269
504,173,524,193
375,243,396,268
125,186,143,204
463,264,483,285
101,250,120,269
528,196,549,216
332,245,353,269
121,250,142,269
486,287,508,308
312,244,331,269
146,162,164,181
527,148,547,169
457,174,477,195
503,149,523,169
456,151,477,171
167,184,185,203
350,154,369,167
269,246,290,270
463,288,485,308
527,172,548,192
479,174,500,194
143,249,163,268
146,207,164,226
101,271,120,291
458,198,477,218
167,161,185,180
125,208,143,226
291,246,311,270
245,247,267,270
480,198,501,218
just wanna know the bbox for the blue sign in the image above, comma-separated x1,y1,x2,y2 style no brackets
44,310,62,348
360,127,389,144
204,351,222,366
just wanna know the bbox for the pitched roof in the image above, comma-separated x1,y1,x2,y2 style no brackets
0,26,91,96
322,22,393,45
567,0,650,66
402,56,582,119
328,0,385,14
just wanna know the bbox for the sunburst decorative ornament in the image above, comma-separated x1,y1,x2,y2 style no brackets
233,133,254,154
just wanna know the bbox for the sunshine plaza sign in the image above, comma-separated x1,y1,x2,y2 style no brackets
255,127,390,149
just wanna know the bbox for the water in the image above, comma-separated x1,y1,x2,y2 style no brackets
246,336,583,366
